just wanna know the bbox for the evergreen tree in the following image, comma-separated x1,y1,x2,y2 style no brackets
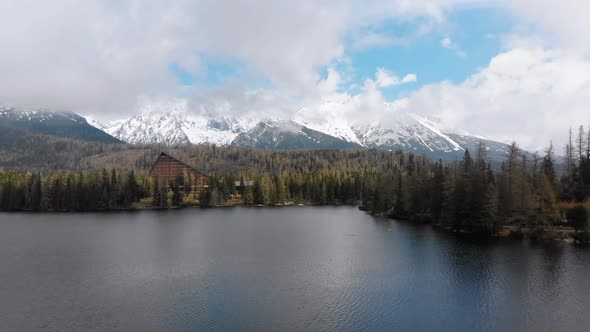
198,188,210,208
171,175,184,207
31,173,42,211
253,180,264,205
243,185,254,205
152,177,161,207
541,142,557,189
566,205,588,232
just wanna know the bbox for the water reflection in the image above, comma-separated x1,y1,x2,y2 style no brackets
0,207,589,331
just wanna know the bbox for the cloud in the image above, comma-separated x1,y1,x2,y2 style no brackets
508,0,590,54
0,0,456,118
374,68,417,88
401,74,418,84
397,46,590,151
188,81,296,121
352,32,403,50
1,0,588,153
440,37,467,57
317,68,344,96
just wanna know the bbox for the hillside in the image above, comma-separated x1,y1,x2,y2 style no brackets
0,106,120,144
87,98,519,162
232,121,363,150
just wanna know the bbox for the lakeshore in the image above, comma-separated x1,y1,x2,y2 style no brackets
3,200,588,244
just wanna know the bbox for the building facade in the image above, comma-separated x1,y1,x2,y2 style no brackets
149,152,209,187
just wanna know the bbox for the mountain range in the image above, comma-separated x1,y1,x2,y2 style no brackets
88,99,514,161
1,101,516,162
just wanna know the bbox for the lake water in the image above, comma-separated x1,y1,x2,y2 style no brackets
1,206,589,331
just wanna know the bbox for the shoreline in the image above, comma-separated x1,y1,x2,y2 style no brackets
2,204,588,244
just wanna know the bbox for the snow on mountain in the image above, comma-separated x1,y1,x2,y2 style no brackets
293,98,365,146
86,98,257,146
351,112,467,153
102,112,191,145
184,115,258,146
0,105,120,143
232,120,362,150
95,111,257,146
84,97,515,160
1,99,516,161
1,105,84,123
408,114,464,151
293,98,467,154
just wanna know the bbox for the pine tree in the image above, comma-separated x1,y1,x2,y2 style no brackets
31,173,42,211
253,180,264,205
320,181,328,205
171,176,184,207
243,185,254,205
159,184,169,208
541,142,557,198
152,177,160,207
452,150,473,228
126,170,139,204
198,187,209,208
64,176,73,210
75,173,85,211
431,162,445,223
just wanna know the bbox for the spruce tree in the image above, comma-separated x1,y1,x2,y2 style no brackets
152,177,160,207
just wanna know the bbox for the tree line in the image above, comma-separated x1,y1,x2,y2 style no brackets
194,127,590,235
0,170,149,211
1,126,589,237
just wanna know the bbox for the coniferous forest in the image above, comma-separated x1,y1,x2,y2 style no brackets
1,126,589,239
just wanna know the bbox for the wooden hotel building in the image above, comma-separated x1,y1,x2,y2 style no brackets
149,152,209,187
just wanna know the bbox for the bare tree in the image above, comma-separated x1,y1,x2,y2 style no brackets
577,125,586,166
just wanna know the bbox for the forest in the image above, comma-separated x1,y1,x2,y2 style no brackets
1,126,589,239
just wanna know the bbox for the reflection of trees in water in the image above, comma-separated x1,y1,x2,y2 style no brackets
539,242,565,287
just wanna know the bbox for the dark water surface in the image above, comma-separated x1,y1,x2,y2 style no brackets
1,207,589,331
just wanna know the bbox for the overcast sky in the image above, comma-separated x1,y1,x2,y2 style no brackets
1,0,589,151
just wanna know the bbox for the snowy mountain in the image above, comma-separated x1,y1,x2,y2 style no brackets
91,111,257,146
0,100,517,161
0,106,120,143
84,99,515,160
289,99,513,159
232,120,362,150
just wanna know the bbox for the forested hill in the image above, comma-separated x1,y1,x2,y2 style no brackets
1,131,589,241
0,107,120,144
1,126,589,241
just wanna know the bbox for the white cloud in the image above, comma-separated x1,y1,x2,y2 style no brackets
440,37,466,57
0,0,456,118
317,68,344,96
374,68,417,88
1,0,589,152
401,74,418,84
397,46,590,151
509,0,590,54
353,33,402,50
375,68,399,88
441,37,452,48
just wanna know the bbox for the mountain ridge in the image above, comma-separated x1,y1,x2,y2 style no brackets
88,104,515,161
0,103,518,162
0,106,121,144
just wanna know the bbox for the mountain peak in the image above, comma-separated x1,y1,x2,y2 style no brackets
84,98,515,161
0,106,120,143
96,110,258,146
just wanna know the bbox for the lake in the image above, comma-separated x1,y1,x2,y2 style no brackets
1,206,589,331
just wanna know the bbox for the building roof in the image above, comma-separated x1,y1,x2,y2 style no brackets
149,152,210,177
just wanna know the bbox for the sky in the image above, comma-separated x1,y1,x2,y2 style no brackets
1,0,590,151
